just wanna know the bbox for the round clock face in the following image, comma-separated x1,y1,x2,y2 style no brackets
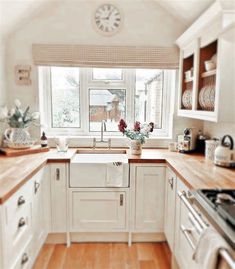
94,4,122,35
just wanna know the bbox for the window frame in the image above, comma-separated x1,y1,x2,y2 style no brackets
39,67,174,138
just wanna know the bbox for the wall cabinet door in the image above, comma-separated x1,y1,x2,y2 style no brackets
135,166,165,231
70,191,126,231
164,168,176,252
50,164,67,232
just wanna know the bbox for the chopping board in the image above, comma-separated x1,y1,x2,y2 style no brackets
0,145,50,157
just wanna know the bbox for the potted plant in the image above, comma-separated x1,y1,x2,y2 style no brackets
118,119,154,155
0,99,40,148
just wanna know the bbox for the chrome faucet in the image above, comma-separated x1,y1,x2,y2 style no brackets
101,120,106,142
93,120,111,149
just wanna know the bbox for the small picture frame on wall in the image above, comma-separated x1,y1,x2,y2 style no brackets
15,65,31,85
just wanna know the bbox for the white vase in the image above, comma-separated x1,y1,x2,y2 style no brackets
130,140,142,155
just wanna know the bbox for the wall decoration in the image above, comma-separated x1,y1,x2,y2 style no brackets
94,3,123,35
15,65,31,85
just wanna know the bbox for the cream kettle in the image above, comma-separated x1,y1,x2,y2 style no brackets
214,135,234,167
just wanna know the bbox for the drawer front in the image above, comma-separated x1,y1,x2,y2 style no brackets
4,200,32,266
11,237,33,269
5,179,33,224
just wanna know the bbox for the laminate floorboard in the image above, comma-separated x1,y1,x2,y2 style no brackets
33,242,171,269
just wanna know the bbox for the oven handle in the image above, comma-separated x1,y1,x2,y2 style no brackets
178,190,207,232
220,249,235,269
178,191,235,269
180,224,196,250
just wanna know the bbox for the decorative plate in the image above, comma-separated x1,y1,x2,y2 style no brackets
182,89,192,109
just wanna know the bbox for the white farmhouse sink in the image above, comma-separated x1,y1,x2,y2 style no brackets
70,151,129,188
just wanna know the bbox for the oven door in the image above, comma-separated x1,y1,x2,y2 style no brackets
176,191,203,269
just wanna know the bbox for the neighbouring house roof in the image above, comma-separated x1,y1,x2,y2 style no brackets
90,90,115,107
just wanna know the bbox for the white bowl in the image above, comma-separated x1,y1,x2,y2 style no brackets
205,61,216,71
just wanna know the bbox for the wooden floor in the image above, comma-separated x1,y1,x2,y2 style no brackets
33,242,171,269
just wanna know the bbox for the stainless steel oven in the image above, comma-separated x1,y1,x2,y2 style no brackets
178,191,235,269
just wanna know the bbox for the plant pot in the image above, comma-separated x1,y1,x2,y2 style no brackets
130,140,142,155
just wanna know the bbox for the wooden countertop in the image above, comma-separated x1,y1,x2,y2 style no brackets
0,148,234,204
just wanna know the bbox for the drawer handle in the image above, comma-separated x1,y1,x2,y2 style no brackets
21,253,29,265
120,194,124,206
56,168,60,180
18,217,26,228
180,224,196,250
18,196,25,206
168,177,174,190
34,181,40,194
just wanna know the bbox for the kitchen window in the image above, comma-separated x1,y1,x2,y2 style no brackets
39,67,176,137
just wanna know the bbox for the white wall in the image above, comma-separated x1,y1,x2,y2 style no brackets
0,40,6,106
4,0,204,144
204,122,235,141
0,38,7,146
6,0,186,107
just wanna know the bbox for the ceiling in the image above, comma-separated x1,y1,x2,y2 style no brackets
0,0,216,38
156,0,215,26
0,0,58,38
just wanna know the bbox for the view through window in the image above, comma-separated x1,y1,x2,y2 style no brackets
40,67,175,136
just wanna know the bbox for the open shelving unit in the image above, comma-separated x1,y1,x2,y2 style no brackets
176,1,235,123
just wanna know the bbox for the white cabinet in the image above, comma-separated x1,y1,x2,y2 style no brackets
176,1,235,122
133,165,165,232
31,167,48,258
50,163,68,232
164,168,176,252
0,167,48,269
70,190,127,231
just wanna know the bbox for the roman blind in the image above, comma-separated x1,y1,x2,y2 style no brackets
32,44,179,69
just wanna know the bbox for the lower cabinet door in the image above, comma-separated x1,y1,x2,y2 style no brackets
164,168,176,252
50,164,67,232
70,191,126,231
135,166,165,231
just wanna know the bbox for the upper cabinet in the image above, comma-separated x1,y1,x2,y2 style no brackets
176,1,235,122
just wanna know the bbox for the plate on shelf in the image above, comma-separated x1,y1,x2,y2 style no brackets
209,86,215,110
182,89,192,109
199,86,206,109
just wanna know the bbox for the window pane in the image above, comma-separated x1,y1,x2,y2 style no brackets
51,67,80,128
92,68,123,80
89,89,126,132
135,69,163,128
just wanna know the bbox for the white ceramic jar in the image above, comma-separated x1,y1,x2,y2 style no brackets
205,139,220,161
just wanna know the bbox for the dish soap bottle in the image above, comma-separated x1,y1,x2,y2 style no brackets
40,132,48,148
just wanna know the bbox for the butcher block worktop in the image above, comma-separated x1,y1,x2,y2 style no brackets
0,148,234,204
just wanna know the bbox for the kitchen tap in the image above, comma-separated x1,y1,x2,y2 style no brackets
93,120,111,149
101,120,106,142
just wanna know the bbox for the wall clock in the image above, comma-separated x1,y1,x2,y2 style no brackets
94,4,122,35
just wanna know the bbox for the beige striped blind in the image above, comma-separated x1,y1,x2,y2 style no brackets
32,44,179,69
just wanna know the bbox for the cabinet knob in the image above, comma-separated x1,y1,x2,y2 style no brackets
56,168,60,180
17,196,25,206
34,181,40,194
21,253,29,265
18,217,26,228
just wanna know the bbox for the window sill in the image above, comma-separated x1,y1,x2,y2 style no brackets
47,135,173,148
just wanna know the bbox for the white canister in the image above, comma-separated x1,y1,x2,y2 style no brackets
205,140,220,161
